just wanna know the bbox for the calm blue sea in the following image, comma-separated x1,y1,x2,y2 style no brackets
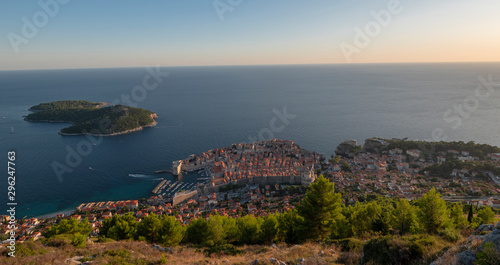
1,63,500,218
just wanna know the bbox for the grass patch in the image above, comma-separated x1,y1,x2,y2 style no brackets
330,238,365,252
203,244,243,257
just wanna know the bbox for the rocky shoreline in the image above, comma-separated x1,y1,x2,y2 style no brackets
26,113,158,137
58,119,158,136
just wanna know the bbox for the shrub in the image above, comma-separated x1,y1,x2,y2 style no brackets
43,217,91,238
46,234,72,247
362,236,424,265
70,233,87,248
411,234,437,247
78,256,94,262
477,207,496,225
337,251,362,265
203,244,242,257
96,236,116,243
330,238,364,252
9,240,48,257
439,227,461,242
476,242,500,265
104,249,131,258
158,253,168,264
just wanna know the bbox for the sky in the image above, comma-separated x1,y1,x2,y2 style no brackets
0,0,499,70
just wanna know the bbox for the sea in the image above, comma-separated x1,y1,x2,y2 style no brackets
1,62,500,218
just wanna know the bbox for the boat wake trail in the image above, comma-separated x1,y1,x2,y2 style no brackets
128,174,156,178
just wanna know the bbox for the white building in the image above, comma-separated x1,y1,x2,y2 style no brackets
488,153,500,161
406,149,422,159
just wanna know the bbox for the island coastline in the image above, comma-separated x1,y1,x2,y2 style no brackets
25,100,158,136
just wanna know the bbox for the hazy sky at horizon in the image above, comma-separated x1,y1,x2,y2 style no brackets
1,0,499,70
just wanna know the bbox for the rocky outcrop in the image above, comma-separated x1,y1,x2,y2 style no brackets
335,139,358,157
151,243,173,253
249,258,286,265
431,221,500,265
454,250,476,265
473,224,495,235
65,256,94,264
363,138,389,154
480,228,500,253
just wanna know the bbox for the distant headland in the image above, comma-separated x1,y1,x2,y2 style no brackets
25,100,157,136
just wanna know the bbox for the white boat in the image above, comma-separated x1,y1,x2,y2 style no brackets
89,167,93,170
129,174,147,178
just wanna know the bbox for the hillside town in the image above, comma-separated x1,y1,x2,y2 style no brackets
2,138,500,245
328,145,500,203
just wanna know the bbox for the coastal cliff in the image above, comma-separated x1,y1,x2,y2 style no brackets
363,138,389,154
335,139,359,157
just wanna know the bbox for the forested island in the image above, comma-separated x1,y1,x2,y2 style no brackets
25,100,157,136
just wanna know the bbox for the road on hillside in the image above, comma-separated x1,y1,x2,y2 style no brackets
486,171,500,186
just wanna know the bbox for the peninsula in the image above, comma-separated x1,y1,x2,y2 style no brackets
169,139,322,195
25,100,157,136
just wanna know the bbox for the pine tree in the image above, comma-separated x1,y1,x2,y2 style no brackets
184,217,209,245
296,175,342,241
160,216,185,246
259,214,278,243
416,188,450,234
391,199,418,235
467,204,474,223
450,203,468,229
277,210,301,244
477,206,495,225
237,215,261,245
136,214,162,243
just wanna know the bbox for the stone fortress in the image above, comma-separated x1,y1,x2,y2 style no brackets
172,139,321,194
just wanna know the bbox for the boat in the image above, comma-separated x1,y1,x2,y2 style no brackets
89,167,93,170
10,127,15,134
129,174,147,178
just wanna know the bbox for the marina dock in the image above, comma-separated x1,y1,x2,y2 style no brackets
152,180,167,194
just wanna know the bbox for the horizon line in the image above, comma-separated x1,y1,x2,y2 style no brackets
2,60,500,72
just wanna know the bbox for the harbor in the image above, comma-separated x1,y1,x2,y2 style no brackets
151,165,211,195
151,179,202,199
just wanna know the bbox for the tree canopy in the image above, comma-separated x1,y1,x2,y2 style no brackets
296,175,342,241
